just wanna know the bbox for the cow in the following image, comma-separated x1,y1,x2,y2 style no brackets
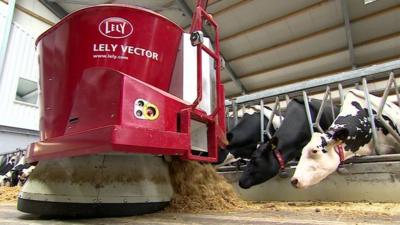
18,165,35,185
291,89,400,189
215,105,283,167
239,98,340,189
0,153,19,175
0,152,34,186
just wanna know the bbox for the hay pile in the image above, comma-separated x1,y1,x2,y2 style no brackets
166,159,248,213
0,186,20,202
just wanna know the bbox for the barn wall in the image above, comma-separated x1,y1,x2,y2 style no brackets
0,20,39,131
0,126,38,154
0,0,59,38
0,1,58,154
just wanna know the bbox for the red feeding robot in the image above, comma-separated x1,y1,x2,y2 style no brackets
18,0,226,217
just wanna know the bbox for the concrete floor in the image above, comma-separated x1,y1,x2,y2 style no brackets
1,203,399,225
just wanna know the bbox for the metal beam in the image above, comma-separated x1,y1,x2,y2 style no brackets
0,0,16,87
224,31,400,83
340,0,356,69
226,5,398,65
182,0,251,30
175,0,247,95
39,0,68,19
220,0,326,42
226,59,400,105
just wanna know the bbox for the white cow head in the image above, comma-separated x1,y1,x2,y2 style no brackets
291,128,349,189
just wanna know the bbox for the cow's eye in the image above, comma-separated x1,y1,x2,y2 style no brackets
312,150,318,154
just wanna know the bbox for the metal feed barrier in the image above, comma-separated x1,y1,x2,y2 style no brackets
0,148,27,157
221,59,400,202
225,59,400,162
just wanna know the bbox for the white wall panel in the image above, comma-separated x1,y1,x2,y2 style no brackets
0,20,39,131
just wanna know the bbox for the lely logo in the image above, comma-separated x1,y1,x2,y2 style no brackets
99,17,133,39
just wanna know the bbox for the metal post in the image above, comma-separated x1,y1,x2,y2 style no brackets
338,83,345,108
302,91,314,135
175,0,247,94
285,94,290,106
226,106,231,131
277,101,283,124
232,101,238,126
266,97,279,139
340,0,356,69
377,73,394,118
329,91,336,120
0,0,16,86
391,71,400,106
376,72,400,143
39,0,68,19
362,78,380,155
314,86,330,133
260,99,264,143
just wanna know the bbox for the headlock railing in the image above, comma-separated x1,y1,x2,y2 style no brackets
225,59,400,165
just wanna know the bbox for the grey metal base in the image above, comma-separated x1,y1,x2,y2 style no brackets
17,198,169,217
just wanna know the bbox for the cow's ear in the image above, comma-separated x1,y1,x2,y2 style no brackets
332,128,349,142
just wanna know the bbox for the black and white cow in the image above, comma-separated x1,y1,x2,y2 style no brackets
0,153,19,175
239,98,340,189
292,89,400,189
215,106,283,167
0,152,34,186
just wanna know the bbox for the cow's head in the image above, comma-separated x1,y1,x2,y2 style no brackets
239,142,280,189
226,112,264,159
291,128,349,189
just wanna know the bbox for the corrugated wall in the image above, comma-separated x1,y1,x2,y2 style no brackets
0,17,39,131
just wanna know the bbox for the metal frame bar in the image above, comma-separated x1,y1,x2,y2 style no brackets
0,148,26,157
38,0,68,19
340,0,356,69
302,91,314,135
285,94,290,106
394,75,400,106
265,97,280,139
232,101,238,126
329,91,336,121
260,99,264,142
338,83,345,107
376,72,400,143
226,59,400,106
225,106,231,131
175,0,247,94
362,78,380,154
0,0,16,87
314,86,331,133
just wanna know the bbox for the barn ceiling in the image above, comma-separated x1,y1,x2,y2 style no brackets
45,0,400,98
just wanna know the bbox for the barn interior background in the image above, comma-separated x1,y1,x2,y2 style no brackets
0,0,399,155
0,0,399,207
